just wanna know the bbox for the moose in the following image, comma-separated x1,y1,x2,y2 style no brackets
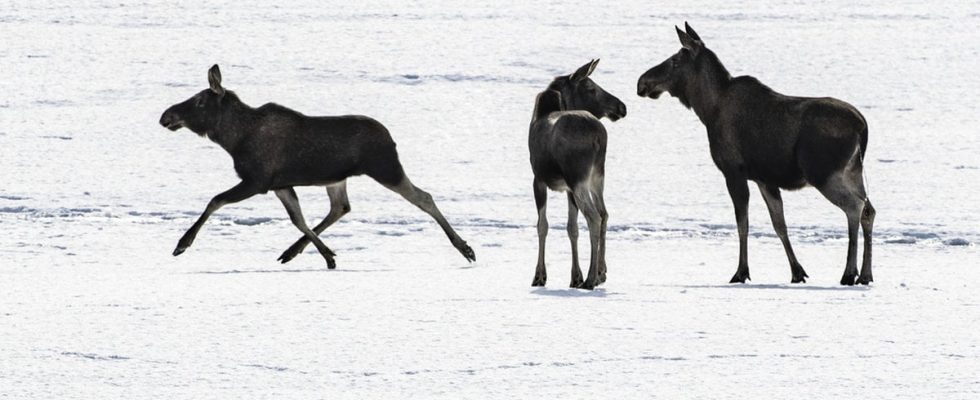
159,65,475,268
529,60,627,290
637,23,875,285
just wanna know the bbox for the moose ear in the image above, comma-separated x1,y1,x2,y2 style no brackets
208,64,225,96
676,25,702,56
588,58,600,76
570,59,597,82
684,22,702,42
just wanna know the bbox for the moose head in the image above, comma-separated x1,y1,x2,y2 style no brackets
636,22,710,108
159,64,228,136
548,59,627,121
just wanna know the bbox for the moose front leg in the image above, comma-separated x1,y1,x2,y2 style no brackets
173,181,261,256
758,183,808,283
726,177,751,283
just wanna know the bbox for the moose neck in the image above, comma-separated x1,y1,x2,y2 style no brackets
680,49,732,126
532,91,563,122
208,92,256,154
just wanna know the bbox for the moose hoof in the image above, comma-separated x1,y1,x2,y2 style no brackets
172,246,187,257
729,270,750,284
856,275,873,285
277,246,302,264
840,273,857,286
458,243,476,262
326,257,337,270
598,272,607,285
569,277,584,288
532,276,546,287
791,264,808,283
577,280,596,291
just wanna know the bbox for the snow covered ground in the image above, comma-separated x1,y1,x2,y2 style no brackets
1,1,978,398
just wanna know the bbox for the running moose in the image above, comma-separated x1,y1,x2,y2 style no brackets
637,24,876,285
159,65,475,268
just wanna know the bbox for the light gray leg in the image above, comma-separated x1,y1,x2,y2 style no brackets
572,185,602,290
593,175,608,285
532,179,548,286
279,181,350,264
174,181,261,256
566,192,584,288
275,187,336,269
385,177,475,262
858,198,875,285
817,171,867,286
758,183,808,283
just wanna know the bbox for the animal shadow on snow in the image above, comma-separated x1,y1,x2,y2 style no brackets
661,283,871,292
191,267,395,275
530,287,617,298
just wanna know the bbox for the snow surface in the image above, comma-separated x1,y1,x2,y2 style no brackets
1,1,979,398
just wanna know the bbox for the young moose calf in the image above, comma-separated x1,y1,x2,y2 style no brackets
529,60,627,290
159,65,475,268
637,23,875,285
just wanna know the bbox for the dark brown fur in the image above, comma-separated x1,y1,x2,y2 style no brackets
160,65,475,268
637,24,875,285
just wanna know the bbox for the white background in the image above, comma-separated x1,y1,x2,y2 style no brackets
1,1,978,398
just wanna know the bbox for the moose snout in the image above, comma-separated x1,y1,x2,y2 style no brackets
636,78,664,99
159,110,181,131
637,79,652,97
610,101,628,121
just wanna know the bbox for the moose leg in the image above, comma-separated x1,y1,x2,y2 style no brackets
531,179,548,286
385,177,476,262
593,175,608,285
173,181,261,256
278,181,350,264
572,185,602,290
758,183,808,283
565,192,583,288
817,175,866,286
726,177,751,283
857,199,876,285
275,188,337,269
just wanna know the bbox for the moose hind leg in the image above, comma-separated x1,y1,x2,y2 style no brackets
385,177,476,262
566,192,584,288
279,182,350,264
817,173,866,286
275,188,337,269
572,185,602,290
726,177,751,283
531,179,548,286
593,175,608,285
758,183,808,283
857,198,875,285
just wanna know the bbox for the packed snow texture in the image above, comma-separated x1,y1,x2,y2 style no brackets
1,1,978,398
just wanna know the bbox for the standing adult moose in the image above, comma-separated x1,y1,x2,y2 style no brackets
159,65,475,268
637,23,875,285
529,60,627,290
